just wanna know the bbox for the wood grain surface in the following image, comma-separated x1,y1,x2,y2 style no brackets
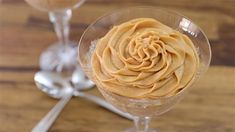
0,0,235,132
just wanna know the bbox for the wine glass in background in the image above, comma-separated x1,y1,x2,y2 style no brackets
25,0,86,73
78,7,211,132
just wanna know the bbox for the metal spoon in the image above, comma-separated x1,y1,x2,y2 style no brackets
71,67,95,90
32,71,133,132
35,67,94,99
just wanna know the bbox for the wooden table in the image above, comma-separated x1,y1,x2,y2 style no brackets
1,0,235,132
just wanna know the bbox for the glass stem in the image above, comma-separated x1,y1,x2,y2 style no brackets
49,9,72,52
134,116,151,132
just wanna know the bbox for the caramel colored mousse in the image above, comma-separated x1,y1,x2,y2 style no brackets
91,18,199,99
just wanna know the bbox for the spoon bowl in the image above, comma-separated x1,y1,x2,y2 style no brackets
34,67,94,99
71,67,95,90
34,71,68,99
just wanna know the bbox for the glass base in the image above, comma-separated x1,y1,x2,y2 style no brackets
39,41,78,73
125,128,157,132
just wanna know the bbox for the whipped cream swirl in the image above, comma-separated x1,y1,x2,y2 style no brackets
91,18,199,98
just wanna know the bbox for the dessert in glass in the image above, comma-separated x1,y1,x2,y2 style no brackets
25,0,86,72
78,7,211,132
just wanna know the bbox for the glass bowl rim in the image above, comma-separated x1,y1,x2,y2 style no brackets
78,6,212,101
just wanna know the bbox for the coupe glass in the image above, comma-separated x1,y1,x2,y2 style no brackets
25,0,86,73
78,7,211,132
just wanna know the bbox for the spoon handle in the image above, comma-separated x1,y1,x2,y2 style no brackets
32,92,73,132
74,91,133,120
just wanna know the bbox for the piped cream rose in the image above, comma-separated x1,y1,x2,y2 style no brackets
91,18,199,99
